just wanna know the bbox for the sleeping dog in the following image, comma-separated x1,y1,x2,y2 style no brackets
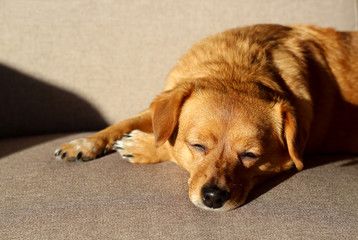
55,24,358,211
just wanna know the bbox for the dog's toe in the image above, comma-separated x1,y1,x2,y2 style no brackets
113,140,125,151
113,130,158,164
122,154,134,162
54,149,62,157
121,134,133,139
113,140,134,162
54,137,109,162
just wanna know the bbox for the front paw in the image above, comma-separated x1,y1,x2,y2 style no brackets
54,137,110,162
113,130,158,164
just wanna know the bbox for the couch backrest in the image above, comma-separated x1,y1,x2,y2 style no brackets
1,0,357,137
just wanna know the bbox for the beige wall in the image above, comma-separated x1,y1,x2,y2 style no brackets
1,0,357,136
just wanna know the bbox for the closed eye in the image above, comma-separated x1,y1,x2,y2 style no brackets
190,143,206,152
239,152,260,160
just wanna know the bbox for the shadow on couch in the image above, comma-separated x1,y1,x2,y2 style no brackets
246,154,358,204
0,63,108,157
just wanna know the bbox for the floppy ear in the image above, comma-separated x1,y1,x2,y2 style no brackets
279,102,306,171
150,84,193,147
272,48,312,171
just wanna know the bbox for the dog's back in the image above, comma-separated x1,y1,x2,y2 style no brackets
166,24,358,154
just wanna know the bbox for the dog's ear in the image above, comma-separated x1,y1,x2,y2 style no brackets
277,102,306,171
272,48,313,171
150,84,193,147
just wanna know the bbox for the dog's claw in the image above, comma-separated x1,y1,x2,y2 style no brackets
76,152,83,160
121,153,134,163
103,147,109,155
113,140,134,161
61,152,67,159
113,140,124,151
122,134,132,139
113,145,123,151
54,149,62,156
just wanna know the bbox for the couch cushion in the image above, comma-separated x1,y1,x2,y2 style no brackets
1,134,357,239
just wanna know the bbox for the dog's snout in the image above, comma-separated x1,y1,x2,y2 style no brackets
201,186,229,209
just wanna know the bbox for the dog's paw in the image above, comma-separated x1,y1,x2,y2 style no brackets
113,130,159,164
54,137,111,162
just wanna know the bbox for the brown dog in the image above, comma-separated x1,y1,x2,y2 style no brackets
55,24,358,211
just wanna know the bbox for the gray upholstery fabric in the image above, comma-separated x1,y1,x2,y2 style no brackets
1,134,357,239
1,0,358,239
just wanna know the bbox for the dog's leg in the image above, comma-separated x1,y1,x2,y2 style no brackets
113,130,170,164
54,109,153,162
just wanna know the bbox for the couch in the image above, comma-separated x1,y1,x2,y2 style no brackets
1,1,357,239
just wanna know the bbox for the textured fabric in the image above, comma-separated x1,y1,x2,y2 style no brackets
0,0,357,137
1,134,358,239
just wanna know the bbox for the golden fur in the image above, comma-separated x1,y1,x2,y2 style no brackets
55,24,358,211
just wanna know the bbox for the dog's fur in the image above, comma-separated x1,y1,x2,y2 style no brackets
55,24,358,211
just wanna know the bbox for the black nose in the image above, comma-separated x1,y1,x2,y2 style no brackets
201,186,230,209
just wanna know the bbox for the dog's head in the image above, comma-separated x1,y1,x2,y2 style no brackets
151,82,304,211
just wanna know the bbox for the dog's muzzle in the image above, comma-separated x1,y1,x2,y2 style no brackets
201,185,230,209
